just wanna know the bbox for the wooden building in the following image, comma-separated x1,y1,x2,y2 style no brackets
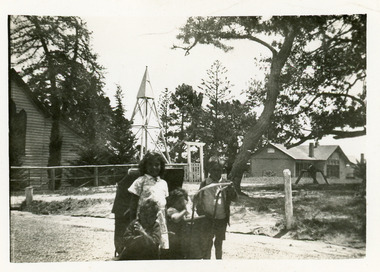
249,142,353,181
9,69,82,168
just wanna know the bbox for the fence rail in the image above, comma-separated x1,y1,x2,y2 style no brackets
10,163,192,192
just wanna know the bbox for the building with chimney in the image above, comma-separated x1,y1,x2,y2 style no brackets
249,142,354,181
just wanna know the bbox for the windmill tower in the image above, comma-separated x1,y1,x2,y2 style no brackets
131,67,171,163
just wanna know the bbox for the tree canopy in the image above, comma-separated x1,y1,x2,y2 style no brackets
10,16,137,178
174,15,366,192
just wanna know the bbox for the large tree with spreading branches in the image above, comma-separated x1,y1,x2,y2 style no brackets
10,16,105,168
173,15,366,193
10,15,107,188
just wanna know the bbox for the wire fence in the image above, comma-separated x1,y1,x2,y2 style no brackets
10,163,194,192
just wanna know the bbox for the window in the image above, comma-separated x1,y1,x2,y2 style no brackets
327,159,340,178
10,99,27,164
267,148,275,153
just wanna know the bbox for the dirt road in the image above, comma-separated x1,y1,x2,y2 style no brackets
10,211,364,263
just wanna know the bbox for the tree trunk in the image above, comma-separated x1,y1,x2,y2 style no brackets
28,17,64,190
48,103,63,190
228,26,297,194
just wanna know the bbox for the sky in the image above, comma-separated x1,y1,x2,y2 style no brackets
82,15,366,160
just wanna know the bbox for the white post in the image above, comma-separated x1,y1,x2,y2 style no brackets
187,143,192,182
283,169,293,229
25,186,33,209
199,145,204,181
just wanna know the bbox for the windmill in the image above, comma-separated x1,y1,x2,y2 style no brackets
131,67,171,163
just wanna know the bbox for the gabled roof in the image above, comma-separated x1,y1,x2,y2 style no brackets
270,143,350,162
10,68,83,139
10,68,51,118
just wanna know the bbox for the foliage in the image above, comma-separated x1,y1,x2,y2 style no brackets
69,86,136,186
174,15,366,192
10,15,106,178
209,99,256,174
353,159,366,184
156,65,255,169
269,15,366,147
10,16,106,127
199,60,233,155
168,84,203,162
158,88,172,139
10,16,138,189
108,85,136,164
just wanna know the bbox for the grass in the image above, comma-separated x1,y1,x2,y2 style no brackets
235,182,366,248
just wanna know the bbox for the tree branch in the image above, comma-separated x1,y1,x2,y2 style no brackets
331,129,366,139
172,38,199,56
318,91,366,107
286,132,316,148
217,33,278,56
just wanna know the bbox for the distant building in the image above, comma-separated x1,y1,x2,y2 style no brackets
249,142,353,181
9,68,82,167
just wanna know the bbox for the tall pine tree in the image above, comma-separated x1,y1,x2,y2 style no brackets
10,15,106,188
108,85,136,164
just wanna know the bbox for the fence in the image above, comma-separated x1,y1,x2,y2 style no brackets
10,163,194,192
184,163,202,183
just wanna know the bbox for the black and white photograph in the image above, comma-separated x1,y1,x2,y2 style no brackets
3,0,379,271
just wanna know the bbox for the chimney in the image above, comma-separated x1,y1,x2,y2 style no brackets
309,142,314,158
360,153,365,164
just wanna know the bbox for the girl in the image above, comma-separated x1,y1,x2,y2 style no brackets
165,188,190,259
128,152,170,251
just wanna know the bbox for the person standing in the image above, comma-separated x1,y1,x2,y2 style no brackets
165,188,191,259
195,157,237,259
128,152,170,253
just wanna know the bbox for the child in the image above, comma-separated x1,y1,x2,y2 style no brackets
119,199,161,260
196,156,237,259
165,188,190,259
111,168,140,257
128,152,170,250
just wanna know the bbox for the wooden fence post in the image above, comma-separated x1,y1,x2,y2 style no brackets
25,186,33,209
283,169,294,229
94,167,99,187
28,169,31,187
51,168,55,191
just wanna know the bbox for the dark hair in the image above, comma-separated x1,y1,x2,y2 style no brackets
138,151,166,176
166,188,188,208
138,199,159,219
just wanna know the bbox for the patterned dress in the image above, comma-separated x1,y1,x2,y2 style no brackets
128,174,169,249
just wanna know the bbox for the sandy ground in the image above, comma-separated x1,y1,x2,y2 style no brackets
10,210,364,263
9,181,366,262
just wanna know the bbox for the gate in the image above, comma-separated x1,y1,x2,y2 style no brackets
184,163,202,183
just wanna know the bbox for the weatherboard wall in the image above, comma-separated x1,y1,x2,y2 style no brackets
10,78,51,167
250,146,296,177
10,71,81,168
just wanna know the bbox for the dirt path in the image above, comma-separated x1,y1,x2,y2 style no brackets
10,211,364,263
